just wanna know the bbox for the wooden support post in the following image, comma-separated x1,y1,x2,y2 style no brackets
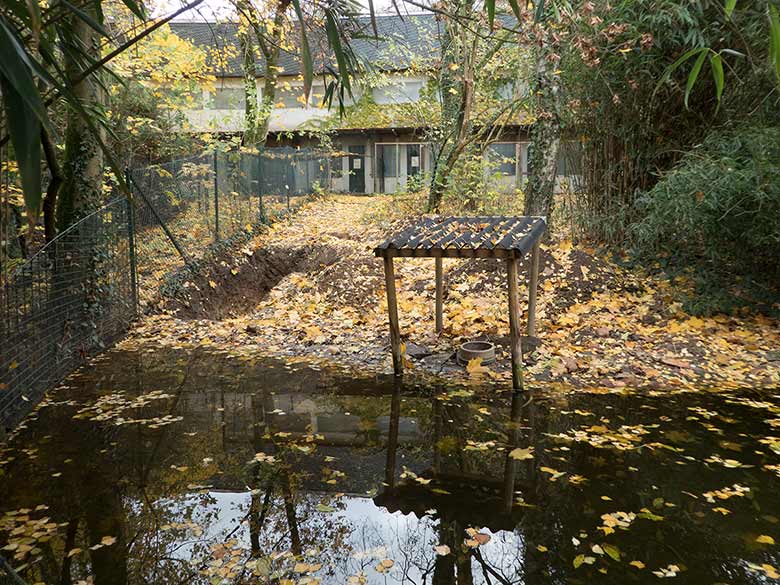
384,381,402,489
507,258,524,391
435,257,443,333
527,241,540,337
383,256,403,376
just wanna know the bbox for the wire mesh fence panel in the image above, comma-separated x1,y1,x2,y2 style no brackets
215,150,261,236
0,146,333,429
129,152,216,253
128,147,334,263
0,199,134,427
0,556,27,585
257,147,333,212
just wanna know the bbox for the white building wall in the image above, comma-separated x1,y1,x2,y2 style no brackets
181,74,430,134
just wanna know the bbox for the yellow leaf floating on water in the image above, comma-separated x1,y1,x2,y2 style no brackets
508,447,534,460
540,466,566,481
466,357,490,377
537,545,548,552
756,535,776,545
464,528,491,548
375,559,394,573
294,563,323,573
434,545,451,556
603,544,621,561
759,564,780,579
573,554,595,568
100,536,117,546
629,560,645,569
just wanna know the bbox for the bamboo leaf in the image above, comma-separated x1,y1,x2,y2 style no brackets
119,0,145,20
654,47,707,100
486,0,495,28
709,52,724,107
0,75,42,220
684,49,708,108
535,0,546,22
0,17,51,125
60,0,110,38
291,0,312,100
769,3,780,82
725,0,737,18
325,10,351,95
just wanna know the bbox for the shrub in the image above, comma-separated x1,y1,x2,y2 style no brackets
633,125,780,281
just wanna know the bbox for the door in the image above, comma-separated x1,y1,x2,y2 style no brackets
406,144,421,177
348,145,365,193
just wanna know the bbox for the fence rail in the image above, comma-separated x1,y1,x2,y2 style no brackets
0,147,330,429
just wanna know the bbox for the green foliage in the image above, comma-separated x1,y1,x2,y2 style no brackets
109,83,196,166
562,0,780,244
440,146,523,214
633,125,780,283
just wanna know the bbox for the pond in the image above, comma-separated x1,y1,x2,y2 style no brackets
1,346,779,584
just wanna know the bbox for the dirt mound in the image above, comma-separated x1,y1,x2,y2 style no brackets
444,245,638,319
164,242,349,319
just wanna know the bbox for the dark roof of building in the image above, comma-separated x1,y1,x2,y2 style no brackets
169,14,442,78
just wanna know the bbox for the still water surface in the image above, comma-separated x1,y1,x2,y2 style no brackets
1,346,779,584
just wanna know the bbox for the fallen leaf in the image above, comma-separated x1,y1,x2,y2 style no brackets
509,447,534,460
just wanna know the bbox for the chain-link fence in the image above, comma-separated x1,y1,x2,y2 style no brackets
0,147,333,429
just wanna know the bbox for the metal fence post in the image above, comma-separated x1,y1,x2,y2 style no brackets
126,172,192,266
257,150,267,224
286,154,293,210
125,169,138,316
213,150,220,242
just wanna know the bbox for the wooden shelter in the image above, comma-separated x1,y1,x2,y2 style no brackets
374,216,546,390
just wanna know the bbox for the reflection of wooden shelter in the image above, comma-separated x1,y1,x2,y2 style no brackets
374,473,528,533
376,387,533,532
374,216,546,389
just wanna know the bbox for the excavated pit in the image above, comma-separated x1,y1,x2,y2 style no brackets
163,243,346,320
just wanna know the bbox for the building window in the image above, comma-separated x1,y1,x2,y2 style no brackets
211,87,245,110
373,80,424,104
275,86,307,108
381,144,399,177
488,143,517,175
309,84,326,108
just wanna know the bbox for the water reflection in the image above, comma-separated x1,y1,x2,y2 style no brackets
0,347,779,584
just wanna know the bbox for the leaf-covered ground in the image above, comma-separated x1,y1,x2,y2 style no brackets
123,195,780,390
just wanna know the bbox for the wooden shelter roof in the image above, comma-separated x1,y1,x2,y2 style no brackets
374,216,546,259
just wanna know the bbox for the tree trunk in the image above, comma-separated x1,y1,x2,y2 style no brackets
237,12,261,145
524,40,561,223
57,10,104,230
427,0,475,213
253,0,292,145
41,128,61,243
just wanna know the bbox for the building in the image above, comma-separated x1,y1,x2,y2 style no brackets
170,15,579,195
